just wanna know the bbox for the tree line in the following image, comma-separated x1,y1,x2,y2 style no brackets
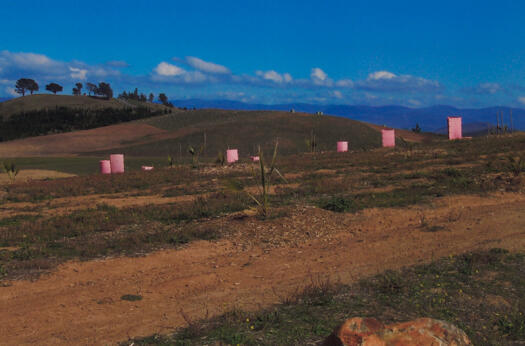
15,78,114,99
13,78,176,108
0,106,173,142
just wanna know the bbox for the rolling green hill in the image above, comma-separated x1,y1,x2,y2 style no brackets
88,109,383,158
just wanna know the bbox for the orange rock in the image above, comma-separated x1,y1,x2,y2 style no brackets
323,317,471,346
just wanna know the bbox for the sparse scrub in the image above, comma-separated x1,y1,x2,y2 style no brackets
507,155,525,176
125,249,525,345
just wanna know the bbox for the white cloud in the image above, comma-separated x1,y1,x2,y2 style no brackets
185,57,230,74
255,70,292,84
154,62,185,76
367,70,396,80
357,71,440,92
332,90,343,99
518,96,525,105
311,67,327,81
69,67,87,80
0,50,120,86
309,67,334,87
5,87,18,97
335,79,353,88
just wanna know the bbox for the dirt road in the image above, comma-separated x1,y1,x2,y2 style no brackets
1,193,524,345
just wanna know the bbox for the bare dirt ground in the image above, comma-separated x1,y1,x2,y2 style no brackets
0,123,166,157
1,192,524,345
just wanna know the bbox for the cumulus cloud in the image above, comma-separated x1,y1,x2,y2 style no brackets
309,67,334,87
0,50,120,85
154,62,185,77
356,70,440,92
310,67,327,82
367,70,396,80
185,57,230,74
335,79,353,88
255,70,292,84
69,67,87,80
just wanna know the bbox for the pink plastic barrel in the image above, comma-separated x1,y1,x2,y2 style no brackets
251,156,260,162
381,129,395,147
447,116,462,140
110,154,125,174
99,160,111,175
337,141,348,152
226,149,239,164
141,166,154,171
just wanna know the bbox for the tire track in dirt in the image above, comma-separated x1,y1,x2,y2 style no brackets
1,193,525,345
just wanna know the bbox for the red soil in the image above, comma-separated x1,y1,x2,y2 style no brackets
1,193,524,345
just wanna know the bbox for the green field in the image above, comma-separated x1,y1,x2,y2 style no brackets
3,156,169,175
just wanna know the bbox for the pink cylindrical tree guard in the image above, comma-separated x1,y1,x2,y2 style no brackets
447,116,462,140
226,149,239,164
337,141,348,152
99,160,111,175
251,156,260,162
381,129,396,147
141,166,154,171
110,154,125,174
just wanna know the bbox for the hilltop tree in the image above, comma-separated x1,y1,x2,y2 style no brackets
95,82,113,99
75,83,83,95
45,83,63,95
148,93,154,102
158,93,168,105
27,80,39,95
15,78,34,96
72,87,80,95
86,82,97,96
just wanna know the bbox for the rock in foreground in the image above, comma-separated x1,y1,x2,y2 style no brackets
323,317,471,346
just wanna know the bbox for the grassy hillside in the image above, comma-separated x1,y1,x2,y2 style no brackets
0,94,171,120
88,109,383,158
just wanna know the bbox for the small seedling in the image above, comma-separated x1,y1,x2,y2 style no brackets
167,155,175,168
2,161,19,183
216,151,225,166
227,140,287,218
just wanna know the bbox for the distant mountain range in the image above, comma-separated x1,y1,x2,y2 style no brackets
170,99,525,133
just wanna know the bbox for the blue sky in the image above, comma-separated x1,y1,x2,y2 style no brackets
1,0,524,107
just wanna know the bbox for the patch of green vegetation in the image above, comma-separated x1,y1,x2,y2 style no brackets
319,196,355,212
4,156,169,176
124,249,525,345
121,294,143,302
0,214,40,227
0,191,248,279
